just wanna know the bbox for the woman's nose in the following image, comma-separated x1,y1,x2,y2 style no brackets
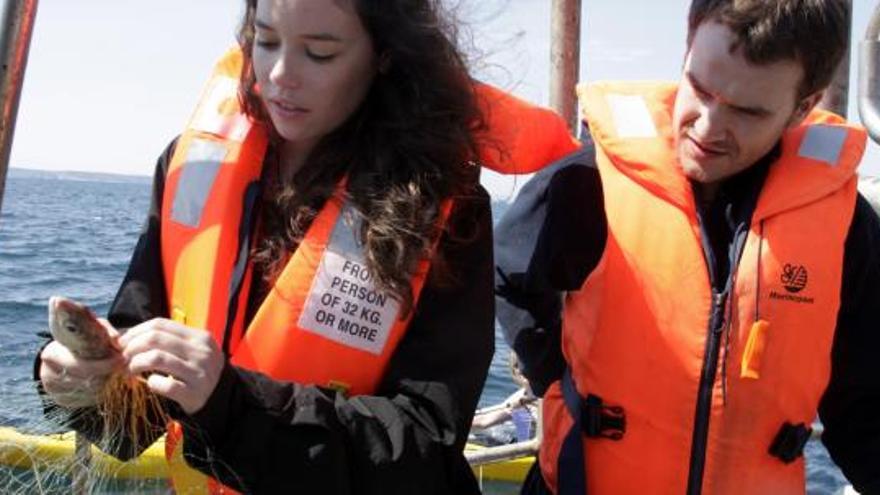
269,51,302,90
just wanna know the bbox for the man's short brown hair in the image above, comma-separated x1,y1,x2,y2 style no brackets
687,0,849,99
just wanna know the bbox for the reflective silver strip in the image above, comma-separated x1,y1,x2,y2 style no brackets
798,125,848,166
327,204,365,260
169,139,227,227
605,94,658,138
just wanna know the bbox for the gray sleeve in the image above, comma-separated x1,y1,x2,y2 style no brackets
494,141,606,395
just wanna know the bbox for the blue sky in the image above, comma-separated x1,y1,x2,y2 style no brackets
9,0,880,198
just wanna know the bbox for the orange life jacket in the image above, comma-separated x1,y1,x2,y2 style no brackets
159,48,445,493
538,82,866,495
475,81,580,173
158,48,577,493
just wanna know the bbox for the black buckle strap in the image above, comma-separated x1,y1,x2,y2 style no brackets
769,422,812,464
582,394,626,440
558,370,626,495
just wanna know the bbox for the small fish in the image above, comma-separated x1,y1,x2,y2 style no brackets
48,296,118,360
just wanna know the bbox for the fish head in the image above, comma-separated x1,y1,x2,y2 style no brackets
48,296,113,359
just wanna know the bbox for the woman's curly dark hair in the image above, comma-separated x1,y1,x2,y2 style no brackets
238,0,485,315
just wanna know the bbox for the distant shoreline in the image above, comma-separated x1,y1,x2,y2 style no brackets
7,167,150,185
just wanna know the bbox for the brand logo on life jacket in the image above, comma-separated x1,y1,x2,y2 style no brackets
769,263,814,304
781,264,808,293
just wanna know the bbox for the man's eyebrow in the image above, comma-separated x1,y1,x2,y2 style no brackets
685,71,708,94
686,70,771,116
730,102,772,116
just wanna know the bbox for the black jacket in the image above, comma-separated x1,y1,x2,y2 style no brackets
38,140,495,495
494,139,880,494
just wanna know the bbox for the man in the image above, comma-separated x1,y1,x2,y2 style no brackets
494,0,880,494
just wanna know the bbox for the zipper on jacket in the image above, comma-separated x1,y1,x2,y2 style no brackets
686,209,750,495
686,289,727,495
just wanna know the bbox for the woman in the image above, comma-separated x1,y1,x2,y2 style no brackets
37,0,495,493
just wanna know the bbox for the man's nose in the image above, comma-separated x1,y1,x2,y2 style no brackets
691,102,726,142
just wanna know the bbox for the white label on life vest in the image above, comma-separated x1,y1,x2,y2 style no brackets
606,94,658,139
298,251,400,355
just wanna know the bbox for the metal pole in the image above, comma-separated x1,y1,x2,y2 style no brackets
0,0,37,219
819,0,852,116
550,0,581,131
859,2,880,144
465,438,541,466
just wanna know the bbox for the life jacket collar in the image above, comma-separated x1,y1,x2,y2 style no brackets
578,82,867,221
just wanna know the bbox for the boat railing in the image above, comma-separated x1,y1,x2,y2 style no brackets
471,389,538,421
467,436,541,467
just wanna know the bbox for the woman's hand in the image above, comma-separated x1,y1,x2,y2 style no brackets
118,318,224,415
39,321,124,409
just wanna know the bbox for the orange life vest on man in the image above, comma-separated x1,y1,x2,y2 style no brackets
538,82,866,495
158,47,577,493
